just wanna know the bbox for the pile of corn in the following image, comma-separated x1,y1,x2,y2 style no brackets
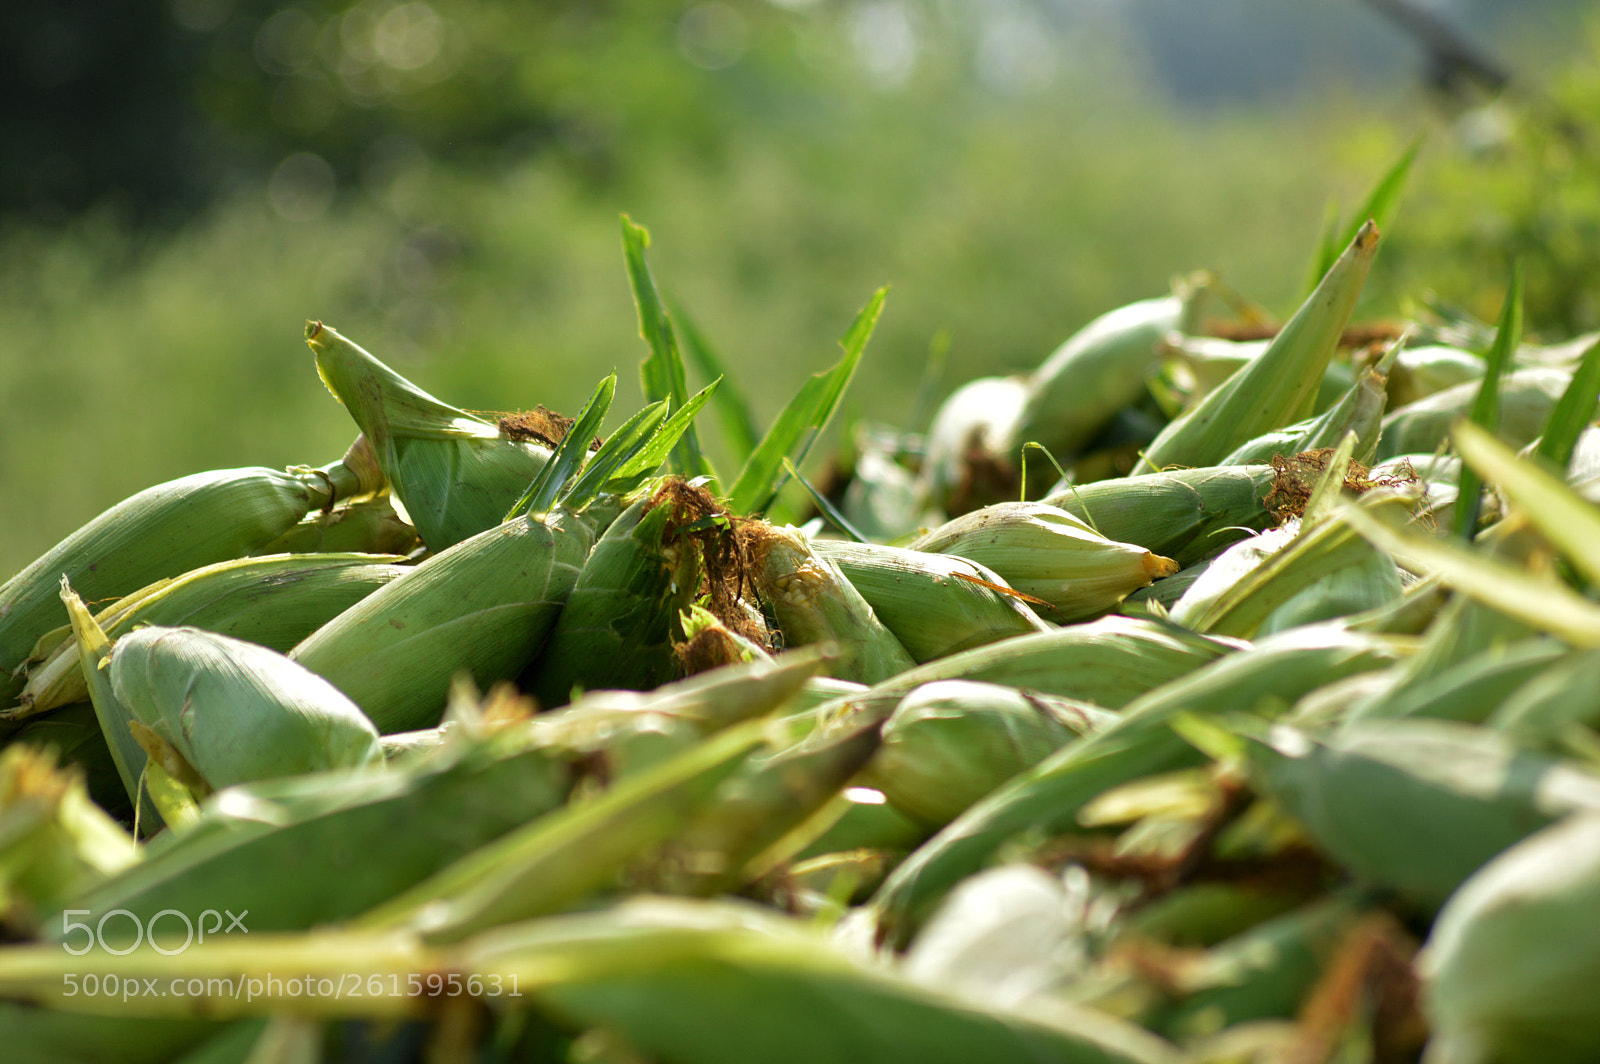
3,216,1600,1064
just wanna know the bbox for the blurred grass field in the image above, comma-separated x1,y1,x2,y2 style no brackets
3,2,1599,580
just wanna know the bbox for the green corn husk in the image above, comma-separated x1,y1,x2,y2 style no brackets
60,583,183,833
868,626,1399,946
1134,223,1379,473
291,505,597,733
1375,366,1583,462
1121,558,1213,613
1162,526,1293,628
1155,335,1270,410
1149,893,1369,1043
12,553,409,720
248,492,419,557
0,744,140,932
526,486,703,709
1344,636,1568,725
920,375,1029,514
470,896,1185,1064
1488,648,1600,745
865,680,1113,828
1,457,381,706
45,730,572,945
1044,465,1275,568
748,524,916,685
910,502,1180,622
0,1004,222,1064
109,626,383,792
1386,344,1485,409
525,647,835,781
1246,718,1600,911
814,615,1238,735
1219,364,1389,467
1003,293,1191,461
1419,812,1600,1064
360,717,771,943
306,320,556,552
1171,486,1411,639
654,715,884,895
811,539,1051,663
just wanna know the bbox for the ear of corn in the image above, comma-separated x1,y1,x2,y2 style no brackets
306,321,555,553
1,459,381,706
864,680,1113,827
1155,334,1270,411
525,487,703,709
360,717,770,943
1135,223,1379,473
869,626,1399,945
811,539,1050,663
466,896,1185,1064
812,615,1238,736
1043,465,1275,567
1386,344,1485,409
1219,364,1389,467
748,524,916,684
919,375,1029,514
290,505,596,733
656,714,884,894
910,502,1180,622
109,626,383,791
46,733,572,944
12,553,409,720
1375,366,1583,462
1002,294,1191,461
1172,488,1411,639
248,492,419,557
1246,718,1600,910
1419,812,1600,1064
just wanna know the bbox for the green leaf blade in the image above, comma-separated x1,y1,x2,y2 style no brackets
1452,263,1524,540
727,288,887,516
621,215,710,482
509,374,617,519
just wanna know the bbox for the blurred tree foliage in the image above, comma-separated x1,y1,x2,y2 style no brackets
3,0,1600,580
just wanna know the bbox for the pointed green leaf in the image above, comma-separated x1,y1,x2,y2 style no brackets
1453,419,1600,589
560,399,669,508
783,457,869,543
727,288,888,516
1453,263,1523,540
621,215,710,481
1339,502,1600,648
509,374,616,519
1535,335,1600,470
573,379,722,502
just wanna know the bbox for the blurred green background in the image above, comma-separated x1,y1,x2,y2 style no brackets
4,0,1600,579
